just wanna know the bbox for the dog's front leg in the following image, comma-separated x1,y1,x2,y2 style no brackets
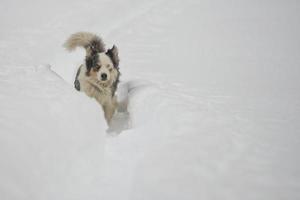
102,102,117,125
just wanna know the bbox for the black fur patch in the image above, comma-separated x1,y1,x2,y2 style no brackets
74,79,80,91
74,66,81,91
106,45,120,96
85,52,99,75
84,36,105,75
106,45,119,69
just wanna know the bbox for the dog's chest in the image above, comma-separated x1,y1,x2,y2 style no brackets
81,80,112,105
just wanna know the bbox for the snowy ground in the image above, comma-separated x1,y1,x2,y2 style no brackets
1,0,300,200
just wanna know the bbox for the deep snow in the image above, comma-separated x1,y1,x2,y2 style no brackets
0,0,300,200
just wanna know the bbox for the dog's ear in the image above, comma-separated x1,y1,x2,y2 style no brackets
106,45,119,68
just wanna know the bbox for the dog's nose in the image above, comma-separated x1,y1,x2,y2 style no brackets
101,73,107,80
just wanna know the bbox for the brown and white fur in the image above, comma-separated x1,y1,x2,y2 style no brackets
64,32,120,124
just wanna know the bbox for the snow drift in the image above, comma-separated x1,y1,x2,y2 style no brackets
0,65,106,200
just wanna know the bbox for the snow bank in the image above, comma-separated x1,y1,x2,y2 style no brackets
103,79,300,200
0,65,106,200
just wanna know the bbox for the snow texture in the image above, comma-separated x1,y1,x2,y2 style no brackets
0,0,300,200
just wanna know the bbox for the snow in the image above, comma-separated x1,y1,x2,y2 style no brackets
0,65,105,199
1,0,300,200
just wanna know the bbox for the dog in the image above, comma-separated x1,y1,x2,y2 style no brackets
64,32,120,124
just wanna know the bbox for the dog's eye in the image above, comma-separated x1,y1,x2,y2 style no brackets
95,64,101,70
92,65,101,72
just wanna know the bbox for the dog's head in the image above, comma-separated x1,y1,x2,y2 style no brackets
85,45,120,87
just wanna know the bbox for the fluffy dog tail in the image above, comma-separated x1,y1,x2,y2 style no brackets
63,32,105,53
